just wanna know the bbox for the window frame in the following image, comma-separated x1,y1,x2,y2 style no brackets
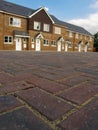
69,32,73,37
31,38,34,43
51,40,56,46
9,17,21,27
43,39,49,46
75,33,79,39
4,36,13,44
43,23,50,32
34,21,41,30
54,27,61,34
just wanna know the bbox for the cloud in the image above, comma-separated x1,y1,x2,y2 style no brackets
68,12,98,34
68,0,98,35
90,0,98,9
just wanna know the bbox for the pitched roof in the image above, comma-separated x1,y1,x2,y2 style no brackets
0,0,34,17
51,15,93,36
0,0,93,36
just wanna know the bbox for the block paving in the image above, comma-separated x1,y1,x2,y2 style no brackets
0,51,98,130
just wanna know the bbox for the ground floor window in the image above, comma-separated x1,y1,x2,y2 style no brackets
43,40,49,46
51,41,56,46
4,36,13,44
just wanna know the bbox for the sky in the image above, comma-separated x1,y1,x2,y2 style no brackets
6,0,98,34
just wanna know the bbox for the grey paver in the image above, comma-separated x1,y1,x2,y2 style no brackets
0,95,22,113
0,107,53,130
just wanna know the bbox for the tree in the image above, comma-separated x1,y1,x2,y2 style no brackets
94,32,98,51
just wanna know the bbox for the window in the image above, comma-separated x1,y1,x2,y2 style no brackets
43,24,50,32
75,33,78,39
51,41,56,46
85,35,87,40
66,41,72,48
23,38,27,43
55,27,61,34
34,21,41,30
90,36,92,41
44,40,49,46
31,38,34,43
69,32,73,37
9,17,21,27
80,35,82,39
4,36,13,44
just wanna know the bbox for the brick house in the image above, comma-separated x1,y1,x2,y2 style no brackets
0,0,94,52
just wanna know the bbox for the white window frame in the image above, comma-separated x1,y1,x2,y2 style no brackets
75,33,79,39
31,38,34,43
23,38,27,43
43,24,50,32
80,34,82,39
51,40,56,46
54,27,61,34
9,17,21,27
85,35,87,40
34,21,41,30
90,36,92,41
69,32,73,37
4,36,13,44
43,39,49,46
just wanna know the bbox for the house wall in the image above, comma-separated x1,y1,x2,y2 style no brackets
0,9,94,52
0,12,27,50
0,13,4,49
28,9,53,33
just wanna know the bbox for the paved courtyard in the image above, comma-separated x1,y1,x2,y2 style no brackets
0,51,98,130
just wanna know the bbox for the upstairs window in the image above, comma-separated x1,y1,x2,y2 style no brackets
34,21,41,30
90,36,92,41
9,17,21,27
4,36,13,44
75,33,78,39
69,32,73,37
80,34,82,39
55,27,61,34
43,24,50,32
85,35,87,40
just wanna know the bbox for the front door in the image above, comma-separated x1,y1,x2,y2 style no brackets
84,45,87,52
36,39,41,51
16,38,22,51
78,45,81,52
57,42,61,51
65,44,68,52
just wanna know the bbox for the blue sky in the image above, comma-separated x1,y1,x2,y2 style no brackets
6,0,98,34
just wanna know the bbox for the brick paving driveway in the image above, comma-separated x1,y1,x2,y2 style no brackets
0,51,98,130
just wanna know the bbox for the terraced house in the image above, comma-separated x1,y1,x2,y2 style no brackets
0,0,94,52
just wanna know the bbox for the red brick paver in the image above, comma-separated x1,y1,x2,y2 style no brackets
26,76,67,94
58,97,98,130
16,88,74,121
0,51,98,130
58,83,98,105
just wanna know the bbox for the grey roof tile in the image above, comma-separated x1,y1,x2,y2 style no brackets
0,0,34,17
51,15,93,36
